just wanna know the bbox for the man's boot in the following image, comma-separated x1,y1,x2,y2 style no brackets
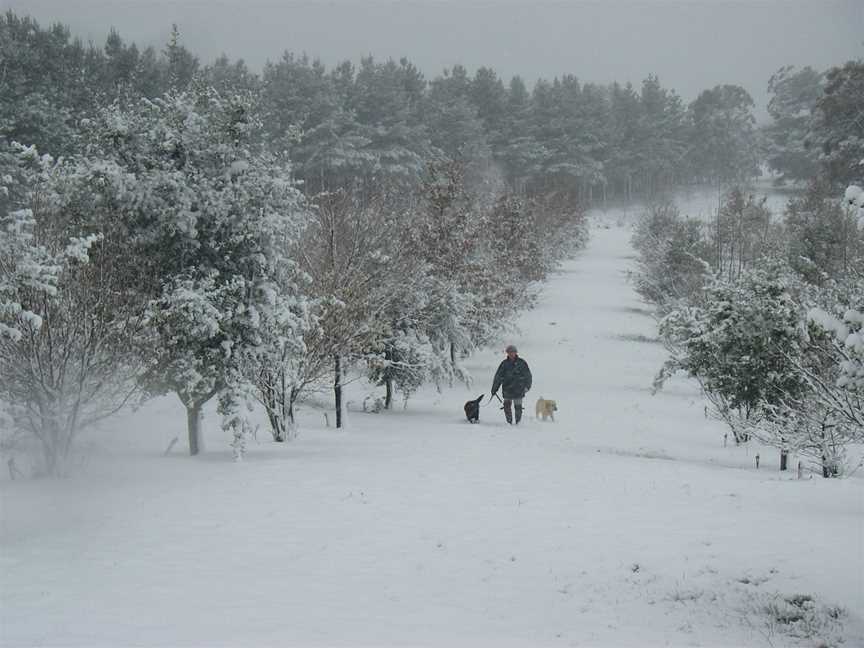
515,405,523,425
503,400,513,424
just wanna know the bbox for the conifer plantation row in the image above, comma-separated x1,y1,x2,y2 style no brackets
630,61,864,478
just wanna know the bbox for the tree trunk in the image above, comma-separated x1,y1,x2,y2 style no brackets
186,402,203,456
288,386,299,426
385,377,393,410
267,408,285,442
449,342,457,388
820,427,835,478
716,179,724,276
261,379,285,442
40,429,62,477
334,354,343,429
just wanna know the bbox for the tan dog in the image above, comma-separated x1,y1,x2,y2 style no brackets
535,397,558,422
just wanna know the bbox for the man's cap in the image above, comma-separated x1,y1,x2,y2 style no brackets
505,344,518,353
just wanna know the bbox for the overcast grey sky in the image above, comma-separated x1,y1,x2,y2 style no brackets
6,0,863,119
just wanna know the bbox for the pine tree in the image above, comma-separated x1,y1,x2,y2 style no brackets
813,61,864,187
763,65,823,183
74,88,309,455
687,84,760,187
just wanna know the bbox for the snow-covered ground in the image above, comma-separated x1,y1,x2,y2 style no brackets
2,200,862,647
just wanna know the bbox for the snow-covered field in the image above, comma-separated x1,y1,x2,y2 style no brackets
2,200,862,647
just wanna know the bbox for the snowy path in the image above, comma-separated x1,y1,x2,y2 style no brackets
2,214,862,647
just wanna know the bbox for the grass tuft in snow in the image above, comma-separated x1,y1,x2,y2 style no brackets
744,590,849,648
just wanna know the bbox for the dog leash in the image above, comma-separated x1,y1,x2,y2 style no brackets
485,393,504,409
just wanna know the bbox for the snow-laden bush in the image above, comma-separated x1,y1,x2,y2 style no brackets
742,591,848,648
784,179,863,285
368,329,438,408
0,145,146,475
711,189,778,283
631,202,712,313
656,261,808,444
845,184,864,219
793,271,864,474
656,251,863,476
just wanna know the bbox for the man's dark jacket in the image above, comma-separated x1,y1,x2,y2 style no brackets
492,356,532,399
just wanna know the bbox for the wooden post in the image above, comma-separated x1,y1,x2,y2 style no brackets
163,437,179,456
334,354,343,429
755,453,760,469
7,457,21,480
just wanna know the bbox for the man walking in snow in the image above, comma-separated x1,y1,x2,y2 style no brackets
491,344,532,425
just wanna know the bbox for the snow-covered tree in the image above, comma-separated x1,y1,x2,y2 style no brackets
687,84,760,187
763,65,823,183
655,233,863,476
745,275,864,477
712,188,778,281
0,13,83,156
784,179,863,285
631,203,712,312
634,75,689,196
656,262,807,444
144,273,240,455
404,161,487,385
246,270,319,442
812,61,864,188
845,184,864,220
162,24,199,92
0,144,146,475
77,88,309,456
470,66,508,149
807,294,864,428
424,65,495,191
367,327,437,410
295,189,414,426
797,184,864,448
348,57,432,194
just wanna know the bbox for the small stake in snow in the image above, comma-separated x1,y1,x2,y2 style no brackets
723,433,727,448
7,457,23,481
163,436,179,456
797,461,803,480
755,453,760,469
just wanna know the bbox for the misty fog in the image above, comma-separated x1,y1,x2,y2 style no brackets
8,0,863,119
2,1,864,647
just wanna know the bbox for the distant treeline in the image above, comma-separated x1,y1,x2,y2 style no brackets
0,10,835,202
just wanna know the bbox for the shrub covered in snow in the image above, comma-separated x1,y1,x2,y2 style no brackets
844,184,864,219
0,144,147,475
631,202,712,312
783,179,863,285
657,253,862,475
656,261,807,444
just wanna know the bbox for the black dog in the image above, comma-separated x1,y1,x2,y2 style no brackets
464,394,484,423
